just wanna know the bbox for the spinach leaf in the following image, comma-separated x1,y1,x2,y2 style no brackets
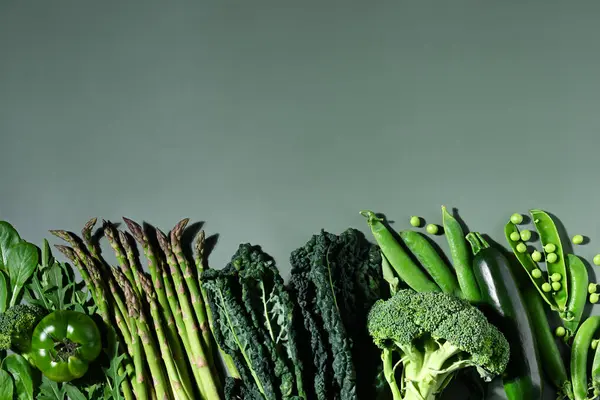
2,354,34,400
6,241,39,307
0,369,14,400
0,221,21,271
0,270,8,313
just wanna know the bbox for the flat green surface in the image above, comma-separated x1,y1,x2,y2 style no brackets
2,2,600,399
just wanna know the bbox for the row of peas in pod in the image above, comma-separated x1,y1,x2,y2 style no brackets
508,212,600,306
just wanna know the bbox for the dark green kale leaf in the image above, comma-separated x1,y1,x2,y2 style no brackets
202,267,279,400
288,228,385,400
232,244,305,399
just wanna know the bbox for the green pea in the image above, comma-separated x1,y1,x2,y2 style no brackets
510,213,524,224
572,235,584,245
547,253,559,263
410,216,421,227
510,232,521,241
555,326,566,337
531,269,543,279
516,243,527,253
593,340,599,350
544,243,557,253
591,293,600,304
542,282,552,292
594,254,600,266
520,230,532,241
589,283,598,294
531,250,542,262
551,273,562,282
552,282,562,291
426,224,439,235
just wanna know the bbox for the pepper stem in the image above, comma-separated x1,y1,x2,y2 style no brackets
465,232,490,256
53,338,81,361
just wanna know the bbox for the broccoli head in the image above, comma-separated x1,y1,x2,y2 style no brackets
367,289,509,400
0,304,46,353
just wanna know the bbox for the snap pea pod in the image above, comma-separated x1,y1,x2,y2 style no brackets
399,230,461,296
361,211,440,293
591,338,600,397
505,222,557,310
530,209,568,312
571,316,600,400
441,206,481,302
563,254,588,339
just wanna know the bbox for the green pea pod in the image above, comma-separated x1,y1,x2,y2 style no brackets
399,230,461,296
504,222,557,310
441,206,481,302
563,255,588,339
361,211,440,293
571,316,600,400
591,338,600,397
530,209,568,311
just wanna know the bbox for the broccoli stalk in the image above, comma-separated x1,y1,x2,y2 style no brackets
368,289,510,400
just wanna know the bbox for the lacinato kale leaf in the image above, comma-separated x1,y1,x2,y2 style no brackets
202,266,279,399
288,228,385,400
232,244,306,399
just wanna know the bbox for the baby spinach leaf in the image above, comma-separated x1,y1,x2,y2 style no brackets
2,354,34,400
6,241,39,307
0,221,21,271
0,369,14,400
0,270,8,313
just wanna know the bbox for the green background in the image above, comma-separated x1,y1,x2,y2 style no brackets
1,2,599,399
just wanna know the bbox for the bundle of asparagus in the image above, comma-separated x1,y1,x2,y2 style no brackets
50,217,236,400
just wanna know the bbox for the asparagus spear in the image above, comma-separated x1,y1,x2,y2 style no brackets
194,231,240,379
103,220,138,295
119,230,143,293
136,271,194,400
169,220,214,368
118,270,171,400
123,218,202,393
155,228,221,399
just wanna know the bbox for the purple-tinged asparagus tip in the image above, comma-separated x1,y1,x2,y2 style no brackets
54,245,76,261
82,218,97,237
155,229,170,252
122,217,144,242
194,230,206,253
49,230,73,242
170,218,190,242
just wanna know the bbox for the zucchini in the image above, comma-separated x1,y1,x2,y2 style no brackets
467,232,543,400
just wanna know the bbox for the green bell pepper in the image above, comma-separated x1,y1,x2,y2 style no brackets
30,310,102,382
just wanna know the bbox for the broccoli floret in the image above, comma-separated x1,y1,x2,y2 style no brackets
367,289,509,400
0,304,46,353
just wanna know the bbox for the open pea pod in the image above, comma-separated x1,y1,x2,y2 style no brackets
530,209,568,312
505,222,557,309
